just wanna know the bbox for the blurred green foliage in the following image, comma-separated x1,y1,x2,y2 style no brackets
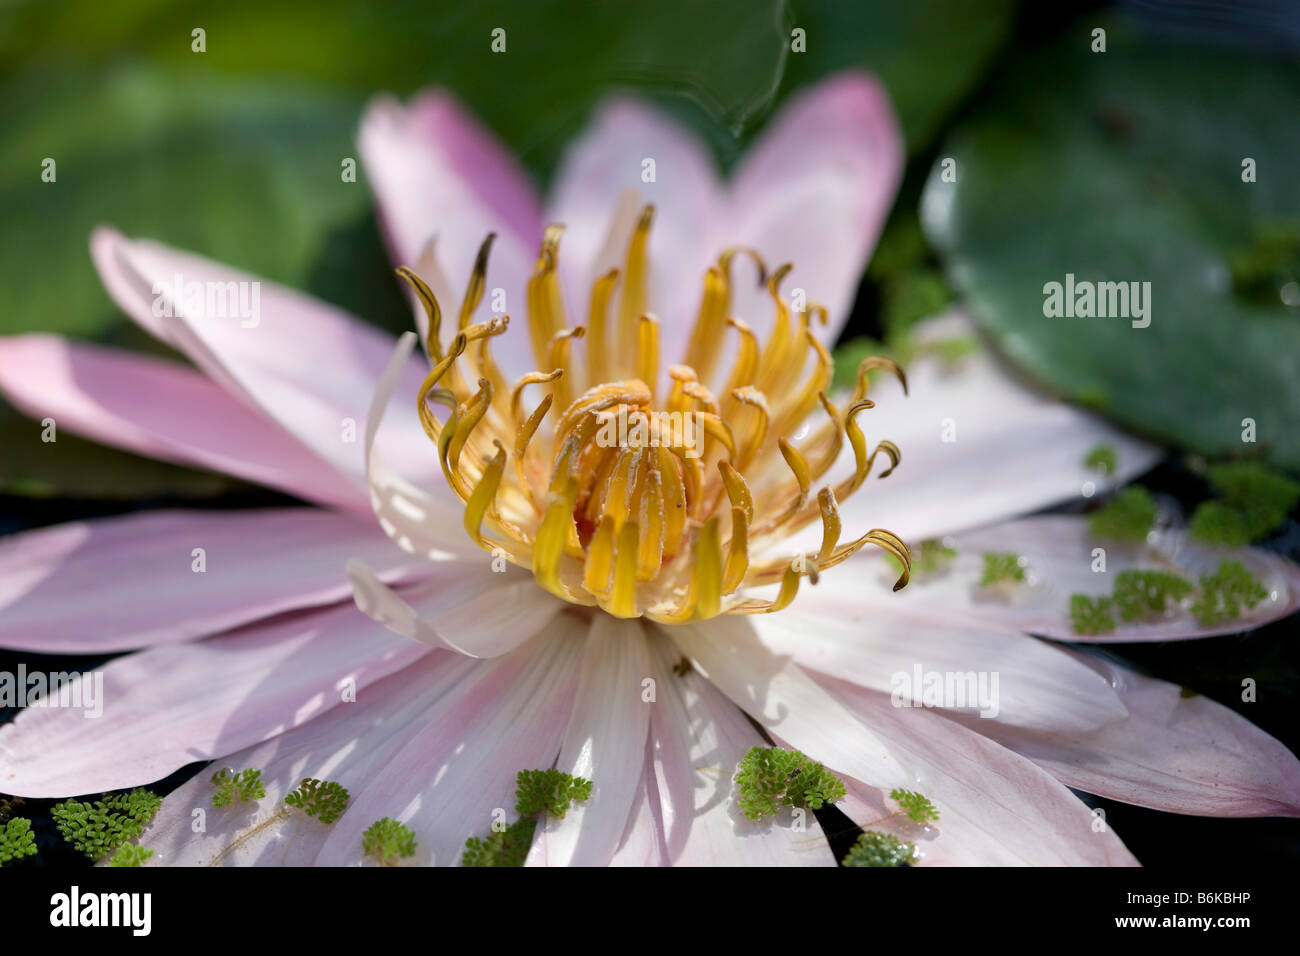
777,0,1016,153
0,0,1015,497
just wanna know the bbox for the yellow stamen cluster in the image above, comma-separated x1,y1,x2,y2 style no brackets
400,205,910,623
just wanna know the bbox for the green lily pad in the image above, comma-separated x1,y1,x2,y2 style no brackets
922,25,1300,470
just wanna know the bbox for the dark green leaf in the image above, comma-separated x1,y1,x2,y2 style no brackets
923,25,1300,468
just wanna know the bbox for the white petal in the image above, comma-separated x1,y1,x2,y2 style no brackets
752,585,1128,732
0,508,428,652
640,633,835,866
789,311,1163,546
136,652,476,866
314,616,587,866
0,602,427,797
824,676,1139,866
663,614,910,792
347,558,566,659
526,615,653,866
974,652,1300,818
887,515,1300,643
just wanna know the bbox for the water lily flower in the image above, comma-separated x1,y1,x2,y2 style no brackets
1,73,1298,867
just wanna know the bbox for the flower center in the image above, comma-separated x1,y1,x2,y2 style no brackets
401,204,911,623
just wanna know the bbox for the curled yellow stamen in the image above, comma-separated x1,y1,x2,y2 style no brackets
729,386,769,473
718,246,768,288
816,487,842,566
616,205,654,378
464,439,509,550
852,355,909,403
680,380,718,416
694,516,724,620
511,369,563,425
637,314,660,402
586,268,619,386
400,215,912,623
548,328,585,411
683,267,728,384
718,461,754,524
459,233,495,330
395,266,443,360
723,317,759,403
527,225,569,371
756,264,795,394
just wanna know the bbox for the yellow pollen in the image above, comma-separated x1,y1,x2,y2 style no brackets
398,205,912,623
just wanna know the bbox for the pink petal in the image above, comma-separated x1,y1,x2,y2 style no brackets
890,515,1300,643
136,652,477,866
0,507,429,653
0,335,363,512
545,97,723,341
752,586,1128,732
0,601,427,797
359,89,541,284
314,617,586,866
358,91,544,383
824,676,1139,865
727,72,903,343
974,653,1300,818
786,311,1162,546
90,226,438,487
663,615,911,793
638,632,836,866
347,558,567,659
526,615,653,866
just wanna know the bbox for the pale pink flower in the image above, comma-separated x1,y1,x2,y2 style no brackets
1,74,1298,866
